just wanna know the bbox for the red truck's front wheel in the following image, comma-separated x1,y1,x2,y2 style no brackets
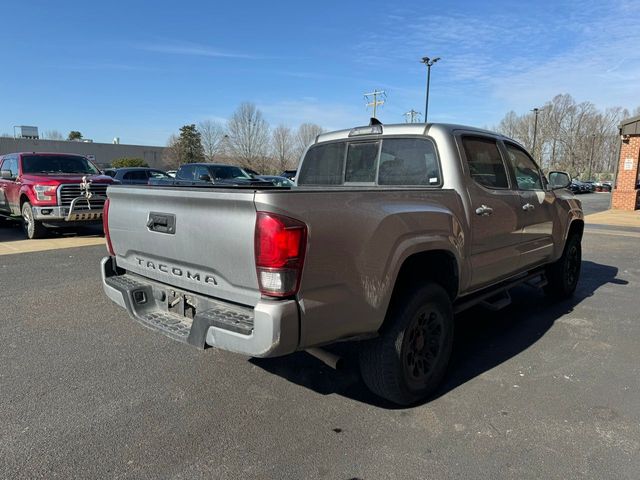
21,202,47,239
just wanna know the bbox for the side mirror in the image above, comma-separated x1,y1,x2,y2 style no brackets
548,171,571,190
199,174,212,182
1,170,14,180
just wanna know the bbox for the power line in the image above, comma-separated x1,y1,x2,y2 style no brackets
364,89,386,119
404,109,421,123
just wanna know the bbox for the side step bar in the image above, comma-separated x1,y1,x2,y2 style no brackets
480,291,512,311
454,269,546,314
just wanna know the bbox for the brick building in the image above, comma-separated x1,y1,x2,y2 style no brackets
611,115,640,211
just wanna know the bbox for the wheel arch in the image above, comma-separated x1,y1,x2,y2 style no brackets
380,249,459,333
18,192,34,215
19,193,31,208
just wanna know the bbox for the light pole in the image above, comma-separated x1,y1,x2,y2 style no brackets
531,107,540,162
420,56,440,123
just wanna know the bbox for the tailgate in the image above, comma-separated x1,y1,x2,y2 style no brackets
107,186,260,306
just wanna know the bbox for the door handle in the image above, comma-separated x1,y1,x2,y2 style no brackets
522,203,535,211
147,212,176,234
475,205,494,216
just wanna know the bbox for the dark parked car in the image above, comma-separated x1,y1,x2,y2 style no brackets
569,180,581,194
257,175,295,187
570,180,591,194
110,168,171,184
149,163,271,186
280,170,297,180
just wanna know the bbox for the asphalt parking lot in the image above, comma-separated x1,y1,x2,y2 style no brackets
1,193,639,479
579,191,611,216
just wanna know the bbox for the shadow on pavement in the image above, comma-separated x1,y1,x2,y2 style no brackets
0,217,103,242
251,260,628,409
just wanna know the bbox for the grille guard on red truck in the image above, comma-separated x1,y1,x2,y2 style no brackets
65,195,107,221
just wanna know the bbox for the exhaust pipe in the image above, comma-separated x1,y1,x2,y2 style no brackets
306,348,343,370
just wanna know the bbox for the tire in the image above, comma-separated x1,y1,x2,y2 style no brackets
359,283,454,406
21,202,47,239
544,234,581,299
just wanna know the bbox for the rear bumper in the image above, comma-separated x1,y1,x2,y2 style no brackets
101,256,299,357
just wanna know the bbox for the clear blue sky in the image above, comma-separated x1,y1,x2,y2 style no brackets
1,0,638,145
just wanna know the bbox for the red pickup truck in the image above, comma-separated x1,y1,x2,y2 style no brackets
0,152,116,238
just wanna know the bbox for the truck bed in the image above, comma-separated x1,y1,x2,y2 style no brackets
105,184,465,348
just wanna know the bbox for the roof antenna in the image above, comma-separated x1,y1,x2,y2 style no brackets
369,117,383,126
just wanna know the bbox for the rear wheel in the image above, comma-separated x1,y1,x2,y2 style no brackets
359,283,454,406
545,234,581,299
21,202,47,239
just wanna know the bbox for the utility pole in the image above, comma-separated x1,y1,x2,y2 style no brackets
420,56,440,122
404,109,421,123
531,107,540,162
587,133,596,180
364,89,386,119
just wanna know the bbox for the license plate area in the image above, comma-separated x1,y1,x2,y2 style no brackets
167,289,197,319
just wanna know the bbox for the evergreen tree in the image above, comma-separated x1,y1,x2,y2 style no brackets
68,130,83,141
177,124,205,164
111,158,148,168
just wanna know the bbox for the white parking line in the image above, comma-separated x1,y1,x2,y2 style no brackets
0,236,106,255
585,228,640,238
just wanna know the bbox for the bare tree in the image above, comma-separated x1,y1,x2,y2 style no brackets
198,120,226,161
294,123,324,161
495,94,628,179
497,111,519,139
226,102,271,172
271,125,295,172
44,130,64,140
161,134,181,170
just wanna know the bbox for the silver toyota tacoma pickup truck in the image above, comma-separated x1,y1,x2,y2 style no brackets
101,122,583,405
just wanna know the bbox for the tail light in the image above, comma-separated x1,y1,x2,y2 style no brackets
255,212,307,297
103,197,115,256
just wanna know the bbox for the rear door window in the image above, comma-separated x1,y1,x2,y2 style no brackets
379,138,440,185
461,137,509,189
297,142,346,185
345,142,379,183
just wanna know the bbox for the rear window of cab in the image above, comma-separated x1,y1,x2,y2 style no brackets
297,137,441,187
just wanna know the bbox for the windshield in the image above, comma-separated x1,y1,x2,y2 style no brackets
21,155,100,175
210,166,251,180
